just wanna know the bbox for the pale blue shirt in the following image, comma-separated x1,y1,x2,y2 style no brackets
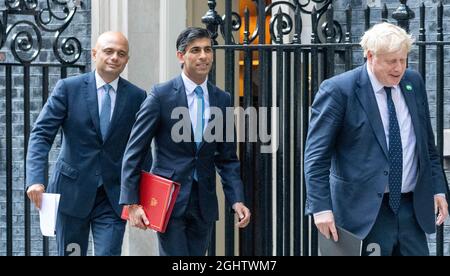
182,72,210,132
95,71,118,120
367,64,418,194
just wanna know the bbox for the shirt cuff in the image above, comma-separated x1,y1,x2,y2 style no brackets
314,210,333,218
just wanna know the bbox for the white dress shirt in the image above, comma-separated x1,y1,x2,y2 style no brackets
181,72,210,132
367,64,418,194
95,71,118,120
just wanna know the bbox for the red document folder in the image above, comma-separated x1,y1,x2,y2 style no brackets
121,171,180,233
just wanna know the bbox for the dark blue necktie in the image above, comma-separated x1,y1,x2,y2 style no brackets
100,84,112,140
385,86,402,214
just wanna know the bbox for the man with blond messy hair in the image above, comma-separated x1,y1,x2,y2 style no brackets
305,22,448,256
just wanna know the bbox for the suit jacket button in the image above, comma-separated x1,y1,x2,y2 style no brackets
384,171,389,176
378,193,383,198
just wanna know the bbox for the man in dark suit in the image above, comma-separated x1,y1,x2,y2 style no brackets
305,22,448,256
120,27,251,256
26,32,147,256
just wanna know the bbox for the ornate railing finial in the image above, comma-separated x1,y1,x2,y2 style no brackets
392,0,415,33
202,0,222,45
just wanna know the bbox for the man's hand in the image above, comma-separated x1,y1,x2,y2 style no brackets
127,205,150,230
435,195,448,226
26,184,45,210
232,202,251,228
314,212,339,242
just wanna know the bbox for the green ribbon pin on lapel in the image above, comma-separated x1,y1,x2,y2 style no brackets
405,84,413,91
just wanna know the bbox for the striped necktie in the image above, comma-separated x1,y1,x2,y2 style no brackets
100,84,112,140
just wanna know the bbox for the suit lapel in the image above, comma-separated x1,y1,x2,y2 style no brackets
399,78,423,152
174,75,196,154
207,82,217,123
105,77,128,141
355,65,389,159
83,72,102,142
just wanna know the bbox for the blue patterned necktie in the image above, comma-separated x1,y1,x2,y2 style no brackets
100,84,112,140
194,86,204,148
385,86,402,214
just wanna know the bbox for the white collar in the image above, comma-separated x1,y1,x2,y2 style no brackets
181,72,208,96
95,71,119,92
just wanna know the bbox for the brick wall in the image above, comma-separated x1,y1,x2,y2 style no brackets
0,0,91,256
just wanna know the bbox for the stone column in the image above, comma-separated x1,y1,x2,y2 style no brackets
91,0,165,256
91,0,130,77
159,0,187,82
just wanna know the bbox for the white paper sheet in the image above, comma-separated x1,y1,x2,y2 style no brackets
39,193,61,237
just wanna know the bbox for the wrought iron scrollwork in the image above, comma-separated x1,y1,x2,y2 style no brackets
220,12,241,44
202,0,342,45
316,6,343,43
6,0,38,10
257,0,295,43
0,0,83,64
269,5,295,44
9,20,42,62
266,0,343,44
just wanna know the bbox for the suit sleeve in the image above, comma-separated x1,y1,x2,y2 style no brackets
214,92,245,206
419,77,448,195
26,80,68,188
304,79,346,215
120,88,160,205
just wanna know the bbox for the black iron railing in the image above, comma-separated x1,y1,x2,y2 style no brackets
1,0,86,256
203,0,450,256
1,0,448,257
